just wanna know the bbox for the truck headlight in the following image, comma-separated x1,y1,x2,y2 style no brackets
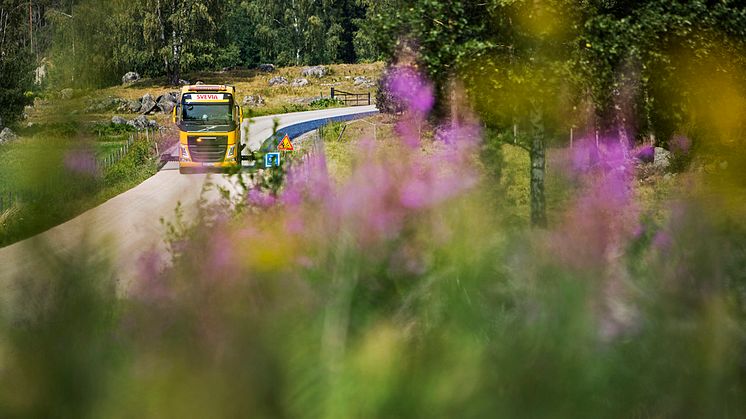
226,145,236,158
180,145,190,161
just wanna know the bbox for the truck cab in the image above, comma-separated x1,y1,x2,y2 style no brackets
173,85,243,174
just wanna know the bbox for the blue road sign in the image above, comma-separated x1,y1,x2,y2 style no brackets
265,152,281,168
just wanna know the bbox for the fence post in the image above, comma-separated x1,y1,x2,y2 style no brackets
368,92,371,106
570,127,574,149
331,87,335,99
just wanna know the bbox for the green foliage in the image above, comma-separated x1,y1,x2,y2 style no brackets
278,97,344,114
231,0,365,67
0,133,157,246
91,122,136,137
0,245,121,418
104,138,156,184
0,1,35,126
33,0,371,90
47,0,119,87
574,0,746,144
309,97,344,108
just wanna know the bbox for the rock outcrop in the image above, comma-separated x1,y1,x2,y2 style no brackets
291,78,310,87
111,115,158,130
258,64,275,73
122,71,141,84
0,128,18,144
242,95,265,107
269,76,289,86
301,66,329,78
653,147,672,169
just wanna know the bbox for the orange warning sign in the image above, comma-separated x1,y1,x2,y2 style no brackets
278,134,294,151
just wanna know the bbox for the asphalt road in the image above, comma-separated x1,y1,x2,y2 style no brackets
0,105,377,292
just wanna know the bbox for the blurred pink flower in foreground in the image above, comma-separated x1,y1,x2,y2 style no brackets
272,68,481,246
551,136,643,341
136,65,482,304
64,148,98,175
247,188,277,208
386,67,436,149
387,67,435,115
553,138,639,273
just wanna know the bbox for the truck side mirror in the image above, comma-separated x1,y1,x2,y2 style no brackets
172,106,177,124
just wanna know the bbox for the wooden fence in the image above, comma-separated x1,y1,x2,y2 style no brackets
330,87,371,106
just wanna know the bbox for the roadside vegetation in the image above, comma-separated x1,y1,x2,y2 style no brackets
2,0,746,417
0,122,164,246
4,67,746,417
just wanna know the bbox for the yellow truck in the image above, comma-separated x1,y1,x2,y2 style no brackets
173,85,244,174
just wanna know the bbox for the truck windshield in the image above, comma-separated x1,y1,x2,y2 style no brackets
182,103,233,124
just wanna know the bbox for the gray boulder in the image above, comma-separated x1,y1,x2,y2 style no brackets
653,147,672,169
128,115,158,130
291,78,310,87
301,66,329,78
111,116,129,125
242,94,265,107
353,76,374,88
178,79,190,85
122,71,141,84
258,64,275,73
0,127,17,144
59,88,74,100
156,92,179,113
269,76,288,86
140,93,158,114
127,99,142,113
158,101,175,114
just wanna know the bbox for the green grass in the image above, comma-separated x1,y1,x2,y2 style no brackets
0,127,158,247
319,116,576,226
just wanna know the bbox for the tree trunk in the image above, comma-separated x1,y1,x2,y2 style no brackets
169,0,180,85
529,101,547,228
170,29,180,85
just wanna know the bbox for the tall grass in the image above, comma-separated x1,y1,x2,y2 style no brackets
0,123,160,246
1,65,745,418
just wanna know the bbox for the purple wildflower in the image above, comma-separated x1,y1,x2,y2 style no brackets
652,230,672,250
64,149,98,175
550,137,640,272
248,187,277,208
387,67,435,114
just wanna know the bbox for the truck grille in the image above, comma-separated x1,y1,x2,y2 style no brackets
187,135,228,163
